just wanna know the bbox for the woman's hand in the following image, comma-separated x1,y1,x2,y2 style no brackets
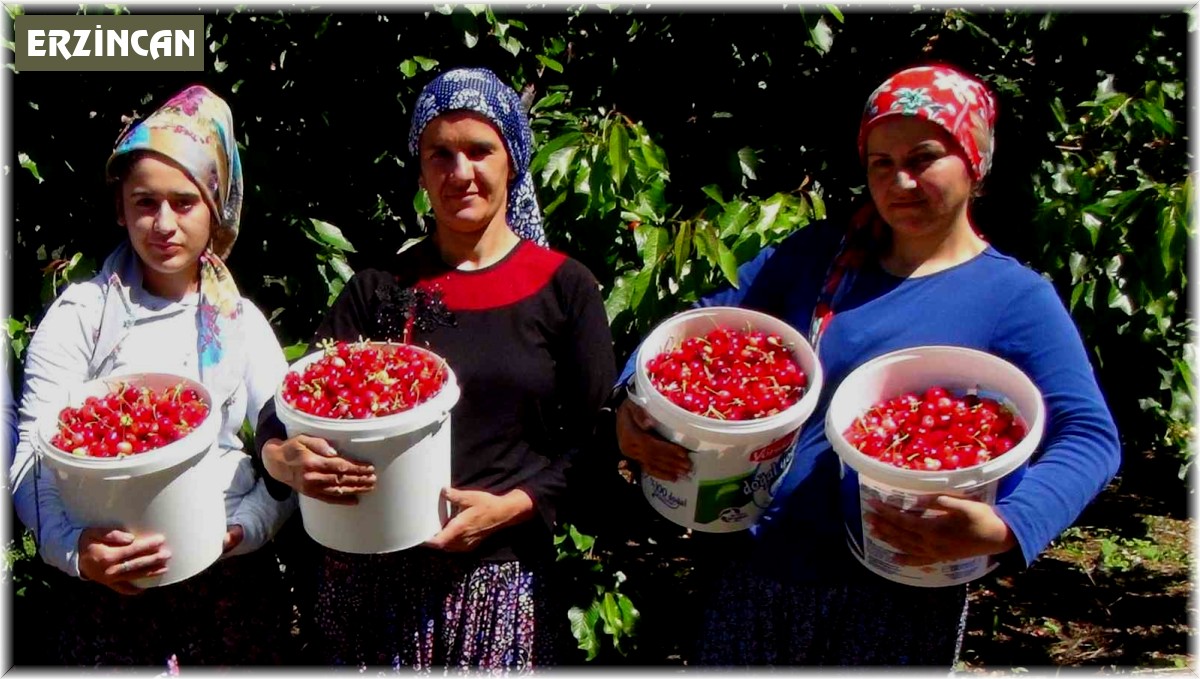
865,494,1017,566
424,488,534,553
77,528,171,596
223,524,245,554
261,435,376,505
615,399,692,481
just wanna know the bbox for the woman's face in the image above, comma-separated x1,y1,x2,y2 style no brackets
418,111,511,236
118,154,213,294
865,117,975,240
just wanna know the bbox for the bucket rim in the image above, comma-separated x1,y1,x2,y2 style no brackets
275,341,461,434
36,373,220,474
825,344,1047,490
633,306,825,430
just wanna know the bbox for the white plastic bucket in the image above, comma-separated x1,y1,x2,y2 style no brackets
35,373,226,588
826,345,1046,587
631,307,824,532
275,344,461,554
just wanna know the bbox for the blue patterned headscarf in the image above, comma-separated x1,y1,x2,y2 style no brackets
407,68,547,245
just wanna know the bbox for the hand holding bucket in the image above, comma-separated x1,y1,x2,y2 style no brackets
260,434,377,505
863,493,1018,567
617,390,693,482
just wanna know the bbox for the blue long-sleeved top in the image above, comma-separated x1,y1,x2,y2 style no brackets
619,220,1121,584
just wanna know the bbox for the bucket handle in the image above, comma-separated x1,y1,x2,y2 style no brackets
625,384,649,410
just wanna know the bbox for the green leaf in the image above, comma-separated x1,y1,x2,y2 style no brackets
1068,252,1088,285
17,152,43,184
6,317,25,337
413,56,439,71
806,15,834,54
282,342,310,362
1159,180,1189,273
568,604,601,661
399,59,418,78
464,4,486,15
1080,211,1102,247
715,240,741,287
603,272,636,321
463,31,478,49
601,592,623,635
824,4,845,22
701,184,725,206
1107,285,1134,315
736,147,759,181
629,265,655,310
413,188,432,216
537,54,564,73
500,35,523,57
1050,97,1068,131
309,218,357,252
568,524,595,553
717,200,754,239
674,222,693,280
608,122,630,191
748,194,784,236
329,256,355,283
541,144,579,186
531,131,583,175
530,91,566,114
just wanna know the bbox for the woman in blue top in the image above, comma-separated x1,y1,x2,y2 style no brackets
614,63,1121,665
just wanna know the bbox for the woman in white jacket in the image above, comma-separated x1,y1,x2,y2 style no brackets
9,85,296,666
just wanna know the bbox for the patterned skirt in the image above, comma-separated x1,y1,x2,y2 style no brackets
53,544,296,667
313,547,561,670
696,559,968,666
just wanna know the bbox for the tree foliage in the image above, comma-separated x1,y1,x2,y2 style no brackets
3,5,1191,662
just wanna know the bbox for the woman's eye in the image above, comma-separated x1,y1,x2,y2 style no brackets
135,198,157,209
172,200,195,213
910,153,938,167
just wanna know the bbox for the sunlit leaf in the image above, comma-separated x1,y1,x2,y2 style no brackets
17,153,43,184
309,218,356,252
609,122,630,191
537,54,564,73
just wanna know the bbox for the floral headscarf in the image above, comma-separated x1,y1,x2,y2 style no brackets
810,65,997,350
99,85,246,410
857,64,998,180
407,67,547,246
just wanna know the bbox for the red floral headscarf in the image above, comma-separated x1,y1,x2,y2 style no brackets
857,64,998,180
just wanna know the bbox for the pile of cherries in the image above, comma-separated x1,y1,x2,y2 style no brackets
50,382,209,458
843,386,1028,471
281,340,447,420
646,326,808,421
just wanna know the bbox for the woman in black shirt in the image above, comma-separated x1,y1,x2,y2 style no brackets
255,68,615,670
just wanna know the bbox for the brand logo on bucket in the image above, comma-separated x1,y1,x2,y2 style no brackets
16,15,204,72
745,453,790,503
747,429,800,463
718,506,749,523
646,476,688,509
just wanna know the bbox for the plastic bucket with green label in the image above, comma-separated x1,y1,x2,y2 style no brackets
631,307,823,533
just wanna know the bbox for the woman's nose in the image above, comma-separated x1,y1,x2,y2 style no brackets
450,152,473,181
153,201,177,233
893,169,918,190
